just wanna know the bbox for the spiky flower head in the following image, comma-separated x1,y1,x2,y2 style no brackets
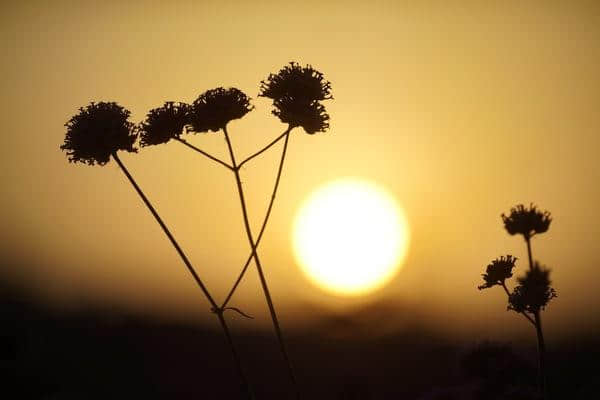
478,255,518,290
272,98,330,134
259,62,333,103
187,87,253,133
260,62,333,134
501,204,552,239
61,102,137,165
508,263,557,314
139,102,190,147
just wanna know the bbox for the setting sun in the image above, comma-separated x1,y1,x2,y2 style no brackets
292,179,410,296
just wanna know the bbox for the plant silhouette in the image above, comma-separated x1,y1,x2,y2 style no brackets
478,204,557,399
61,62,333,399
60,101,252,398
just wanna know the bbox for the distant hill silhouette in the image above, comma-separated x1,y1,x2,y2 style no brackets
3,271,599,399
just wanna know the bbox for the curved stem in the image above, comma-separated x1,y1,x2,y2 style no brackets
237,128,290,170
175,137,234,170
111,152,252,399
222,127,300,399
501,282,535,326
222,131,291,308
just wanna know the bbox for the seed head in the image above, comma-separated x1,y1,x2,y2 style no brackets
508,263,557,314
259,62,332,103
187,88,253,133
140,102,190,147
61,102,137,165
501,204,552,239
478,255,518,290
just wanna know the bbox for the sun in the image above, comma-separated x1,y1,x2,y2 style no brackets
292,179,410,296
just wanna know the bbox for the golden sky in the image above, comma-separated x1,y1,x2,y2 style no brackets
1,1,599,338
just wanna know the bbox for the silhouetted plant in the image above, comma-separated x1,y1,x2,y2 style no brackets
61,102,137,165
188,87,254,133
63,62,332,400
142,62,333,400
507,263,557,315
478,204,557,399
139,101,190,147
61,103,253,399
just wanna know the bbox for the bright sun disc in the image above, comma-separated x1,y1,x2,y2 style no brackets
292,179,410,296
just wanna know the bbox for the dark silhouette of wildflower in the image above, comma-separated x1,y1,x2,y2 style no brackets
508,263,557,314
478,255,518,290
60,102,137,165
140,102,190,147
187,87,253,133
272,98,330,134
501,204,552,239
259,61,333,102
260,62,332,134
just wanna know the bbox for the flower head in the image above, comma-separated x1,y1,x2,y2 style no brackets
508,263,557,314
259,62,332,103
501,203,552,239
140,102,190,147
478,255,518,290
272,98,330,134
260,62,333,134
60,102,137,165
187,87,253,133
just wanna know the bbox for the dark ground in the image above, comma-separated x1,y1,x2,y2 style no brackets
2,278,599,400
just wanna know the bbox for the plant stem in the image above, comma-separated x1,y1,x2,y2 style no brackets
222,130,291,308
111,152,253,399
222,127,300,399
525,236,547,400
175,137,234,170
237,129,290,170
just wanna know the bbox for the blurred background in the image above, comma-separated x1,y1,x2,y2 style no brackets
1,1,599,398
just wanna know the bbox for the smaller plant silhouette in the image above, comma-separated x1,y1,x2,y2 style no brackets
478,204,557,399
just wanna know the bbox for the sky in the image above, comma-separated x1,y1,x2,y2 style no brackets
1,0,599,340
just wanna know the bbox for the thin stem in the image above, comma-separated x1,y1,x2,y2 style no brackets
215,311,255,400
525,236,534,271
222,126,300,399
222,130,291,308
501,282,535,326
112,152,217,307
175,137,234,170
237,128,290,170
111,152,252,399
524,236,547,399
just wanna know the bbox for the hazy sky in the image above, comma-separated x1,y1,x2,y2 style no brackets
2,1,599,339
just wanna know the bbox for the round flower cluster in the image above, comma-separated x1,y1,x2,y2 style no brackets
478,255,517,290
140,102,190,147
259,62,332,134
508,263,557,314
501,204,552,239
60,102,137,165
188,87,253,133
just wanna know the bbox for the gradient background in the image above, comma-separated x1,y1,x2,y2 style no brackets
2,0,599,345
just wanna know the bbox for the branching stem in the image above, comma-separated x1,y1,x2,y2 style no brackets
222,129,291,308
175,137,234,170
237,129,290,170
222,126,300,399
111,152,252,399
501,282,535,326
